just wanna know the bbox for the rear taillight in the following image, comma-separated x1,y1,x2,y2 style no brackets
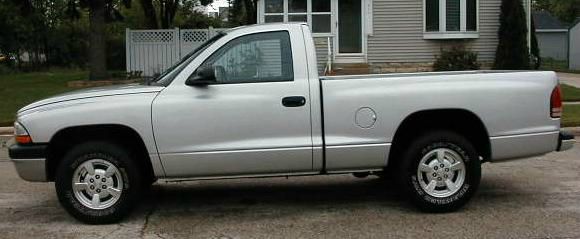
550,85,562,118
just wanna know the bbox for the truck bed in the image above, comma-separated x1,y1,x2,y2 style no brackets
318,70,560,171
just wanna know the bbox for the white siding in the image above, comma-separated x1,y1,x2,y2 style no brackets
536,31,568,61
314,37,333,73
367,0,501,63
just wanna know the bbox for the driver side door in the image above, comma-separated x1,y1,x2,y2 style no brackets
152,30,314,178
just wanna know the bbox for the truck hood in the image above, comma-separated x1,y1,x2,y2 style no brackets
18,84,164,114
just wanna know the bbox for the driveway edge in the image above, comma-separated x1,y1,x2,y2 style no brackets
0,127,13,136
563,127,580,137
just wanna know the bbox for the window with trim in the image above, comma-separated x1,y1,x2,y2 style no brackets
425,0,477,33
263,0,332,34
197,31,294,84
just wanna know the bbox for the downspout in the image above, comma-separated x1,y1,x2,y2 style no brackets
527,0,531,54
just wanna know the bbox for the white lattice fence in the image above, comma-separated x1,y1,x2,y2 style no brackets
126,27,229,77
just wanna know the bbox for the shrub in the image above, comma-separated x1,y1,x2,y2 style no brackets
433,46,480,71
0,64,15,74
494,0,530,70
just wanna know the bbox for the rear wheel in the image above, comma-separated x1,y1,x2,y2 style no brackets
55,141,143,224
397,130,481,212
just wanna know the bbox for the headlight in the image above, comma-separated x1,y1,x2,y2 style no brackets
14,121,32,144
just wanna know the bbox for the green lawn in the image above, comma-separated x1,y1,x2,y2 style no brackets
563,104,580,127
539,58,580,74
0,70,88,126
561,84,580,102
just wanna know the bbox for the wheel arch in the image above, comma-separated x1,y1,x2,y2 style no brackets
387,108,491,171
46,124,155,183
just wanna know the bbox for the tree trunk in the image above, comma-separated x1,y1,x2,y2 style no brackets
140,0,158,29
243,0,257,24
88,0,109,80
160,0,178,29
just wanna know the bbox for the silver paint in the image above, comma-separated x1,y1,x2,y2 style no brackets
9,23,568,182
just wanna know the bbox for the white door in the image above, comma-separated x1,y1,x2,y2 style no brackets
152,30,314,178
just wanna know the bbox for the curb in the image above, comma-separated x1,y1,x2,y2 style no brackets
562,127,580,137
0,127,13,136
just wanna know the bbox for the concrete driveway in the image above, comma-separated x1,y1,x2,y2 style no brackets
558,72,580,88
1,143,580,239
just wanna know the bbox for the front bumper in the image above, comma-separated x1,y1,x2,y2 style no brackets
8,144,48,182
557,131,575,152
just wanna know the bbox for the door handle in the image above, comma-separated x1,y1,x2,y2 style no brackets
282,96,306,107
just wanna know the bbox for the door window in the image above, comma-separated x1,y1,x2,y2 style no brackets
198,31,294,84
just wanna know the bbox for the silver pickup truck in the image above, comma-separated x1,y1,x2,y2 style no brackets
9,23,575,224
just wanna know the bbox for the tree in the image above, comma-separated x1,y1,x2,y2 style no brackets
0,0,66,70
138,0,214,29
533,0,580,23
139,0,158,28
494,0,530,70
67,0,131,80
228,0,257,27
177,6,223,28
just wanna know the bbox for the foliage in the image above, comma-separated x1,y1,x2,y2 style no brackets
0,0,223,77
0,0,59,70
433,46,480,71
494,0,530,70
178,11,223,28
533,0,580,24
65,0,133,80
228,0,257,27
138,0,215,29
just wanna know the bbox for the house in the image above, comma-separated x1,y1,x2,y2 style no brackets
255,0,532,74
570,18,580,70
533,11,569,61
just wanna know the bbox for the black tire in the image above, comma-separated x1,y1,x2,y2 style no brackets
396,130,481,212
55,141,143,224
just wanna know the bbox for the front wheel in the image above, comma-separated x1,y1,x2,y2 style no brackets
55,141,143,224
397,130,481,212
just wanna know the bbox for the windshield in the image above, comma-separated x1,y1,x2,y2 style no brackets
152,32,226,86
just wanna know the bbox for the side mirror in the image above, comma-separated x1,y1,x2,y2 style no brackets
186,66,217,86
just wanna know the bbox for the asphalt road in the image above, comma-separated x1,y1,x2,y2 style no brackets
1,142,580,239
